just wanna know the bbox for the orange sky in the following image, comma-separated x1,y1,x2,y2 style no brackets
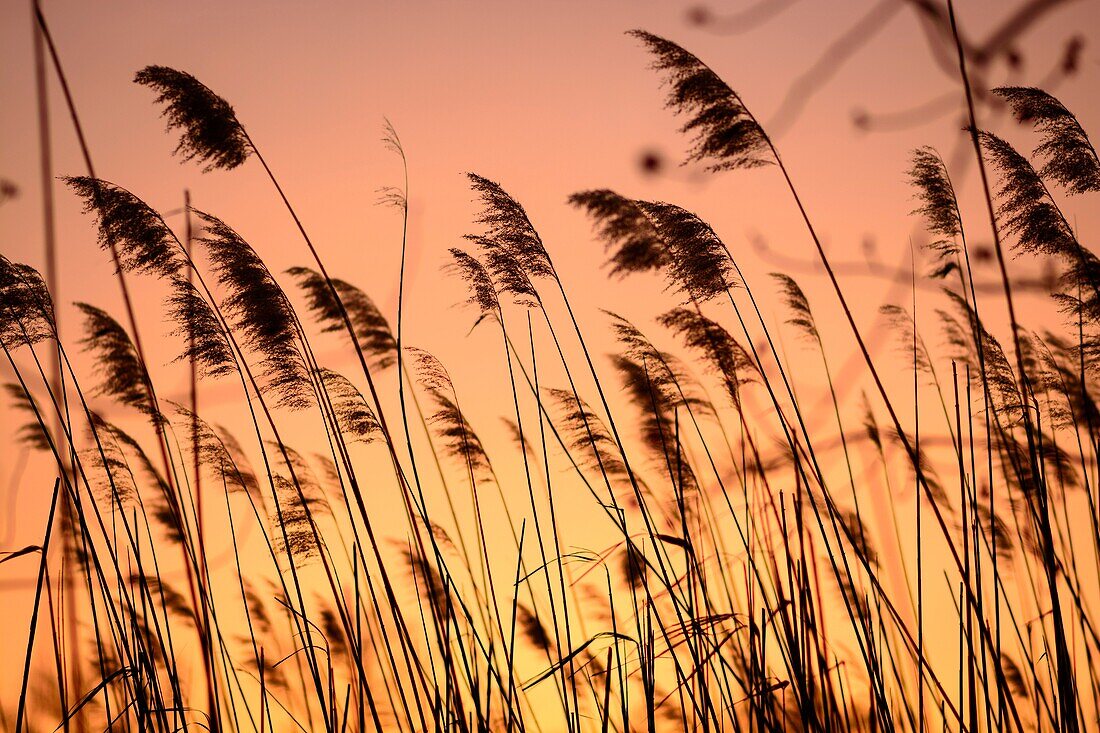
2,0,1096,453
3,0,1100,723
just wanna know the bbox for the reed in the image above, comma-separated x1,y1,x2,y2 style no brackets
5,9,1100,733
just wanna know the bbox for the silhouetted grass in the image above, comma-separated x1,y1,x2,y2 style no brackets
4,7,1100,733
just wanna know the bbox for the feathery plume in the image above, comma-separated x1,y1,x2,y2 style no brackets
908,148,962,240
635,200,738,302
466,173,555,289
319,368,381,443
908,148,962,277
517,605,553,651
1007,421,1078,494
605,312,680,399
976,502,1014,561
269,445,329,566
428,392,493,480
628,30,771,171
82,415,147,506
977,130,1078,259
446,248,501,315
377,185,407,211
501,417,536,460
837,508,878,569
311,453,349,506
92,415,169,495
995,86,1100,194
1053,250,1100,362
135,575,198,627
107,453,183,543
76,303,159,419
417,515,458,557
569,189,669,277
381,118,406,164
1034,333,1100,428
0,257,55,350
890,426,950,511
406,347,452,394
64,177,183,278
622,543,647,588
404,547,450,622
287,266,397,370
243,584,272,635
408,347,494,479
197,211,311,409
134,66,251,171
272,442,331,513
171,404,261,504
659,307,758,410
546,387,632,489
166,275,235,378
4,385,52,451
862,394,883,455
612,354,699,498
605,311,711,418
469,235,541,308
771,273,820,344
939,290,1022,418
879,304,933,374
377,120,408,210
319,605,349,659
80,433,139,507
94,418,180,542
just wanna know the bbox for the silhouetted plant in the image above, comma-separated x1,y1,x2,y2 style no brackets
197,211,312,409
628,30,771,171
289,266,398,370
134,66,251,171
995,86,1100,194
635,200,739,302
7,16,1100,733
569,189,670,277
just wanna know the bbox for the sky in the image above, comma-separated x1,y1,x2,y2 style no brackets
2,0,1095,446
2,0,1100,720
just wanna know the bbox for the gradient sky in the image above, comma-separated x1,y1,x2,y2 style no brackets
3,0,1100,717
2,0,1096,442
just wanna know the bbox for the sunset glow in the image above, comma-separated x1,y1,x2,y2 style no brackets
3,1,1100,731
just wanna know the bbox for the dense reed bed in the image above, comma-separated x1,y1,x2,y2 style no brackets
4,6,1100,733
